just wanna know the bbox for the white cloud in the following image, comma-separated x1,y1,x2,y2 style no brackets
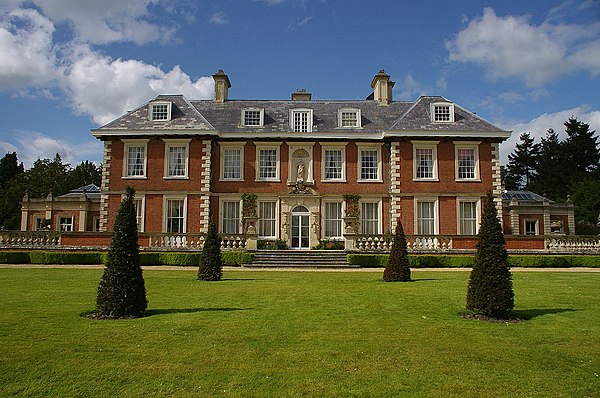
64,46,213,125
0,8,57,90
394,74,430,100
288,16,313,30
209,11,229,25
498,106,600,164
1,131,103,169
447,7,600,87
29,0,175,45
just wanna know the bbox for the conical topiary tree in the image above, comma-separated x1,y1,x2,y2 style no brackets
198,222,222,281
96,186,147,318
383,221,411,282
466,191,514,318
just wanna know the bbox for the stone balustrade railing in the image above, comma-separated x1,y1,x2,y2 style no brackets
354,235,453,252
0,231,61,247
545,236,600,253
147,233,247,250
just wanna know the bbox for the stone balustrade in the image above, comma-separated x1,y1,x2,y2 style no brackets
545,236,600,253
146,233,247,250
0,231,60,247
354,235,453,252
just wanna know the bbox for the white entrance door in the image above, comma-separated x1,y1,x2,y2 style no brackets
291,206,310,249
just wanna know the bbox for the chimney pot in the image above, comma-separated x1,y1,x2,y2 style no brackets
212,70,231,103
371,69,394,106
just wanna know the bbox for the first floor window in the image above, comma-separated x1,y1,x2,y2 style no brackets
525,220,538,235
416,201,436,235
324,149,343,180
167,145,187,177
415,148,434,179
258,201,276,238
59,216,73,232
324,202,343,238
35,218,46,231
223,148,241,179
222,201,240,234
360,150,379,180
459,201,478,235
360,202,379,235
258,149,277,180
166,199,185,233
126,145,145,176
457,148,476,180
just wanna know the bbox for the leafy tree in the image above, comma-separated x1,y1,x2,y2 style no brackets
96,186,147,318
504,133,540,190
67,161,101,189
198,222,223,281
383,221,411,282
571,173,600,225
24,153,70,198
466,191,514,318
0,152,25,230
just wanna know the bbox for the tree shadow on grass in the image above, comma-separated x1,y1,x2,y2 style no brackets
146,307,253,316
511,308,578,320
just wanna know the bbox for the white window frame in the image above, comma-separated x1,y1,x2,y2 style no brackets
220,142,245,181
122,139,149,178
258,200,278,239
359,200,382,235
93,217,100,232
241,108,264,127
321,143,347,182
255,143,281,182
524,219,539,236
59,216,74,232
163,196,187,233
163,138,190,179
290,109,313,133
338,108,361,128
322,200,344,239
414,198,439,235
412,141,439,181
454,141,481,181
431,102,455,123
456,198,480,235
357,143,383,182
149,101,172,121
133,195,145,232
35,217,46,231
219,198,242,234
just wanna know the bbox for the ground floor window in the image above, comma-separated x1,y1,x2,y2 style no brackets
222,201,240,234
416,200,436,235
360,202,379,235
525,219,538,235
324,201,343,238
258,201,276,238
59,216,73,232
133,198,144,232
165,198,185,233
458,200,478,235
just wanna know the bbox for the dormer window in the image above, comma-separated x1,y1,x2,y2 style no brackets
150,102,172,121
242,109,264,126
339,109,361,128
290,109,313,132
431,102,454,123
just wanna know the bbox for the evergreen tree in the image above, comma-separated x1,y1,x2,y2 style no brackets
198,222,222,281
530,129,567,200
563,117,599,177
0,153,25,230
96,186,147,318
383,221,411,282
67,161,102,188
466,191,514,318
504,133,540,190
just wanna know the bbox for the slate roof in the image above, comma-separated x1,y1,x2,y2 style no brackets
93,94,510,139
502,190,553,203
57,184,101,201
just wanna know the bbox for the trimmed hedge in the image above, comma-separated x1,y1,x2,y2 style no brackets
222,251,254,266
0,251,31,264
29,251,106,265
346,253,600,268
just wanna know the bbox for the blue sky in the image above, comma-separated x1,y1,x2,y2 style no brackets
0,0,599,168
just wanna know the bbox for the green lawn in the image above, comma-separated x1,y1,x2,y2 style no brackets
0,269,599,397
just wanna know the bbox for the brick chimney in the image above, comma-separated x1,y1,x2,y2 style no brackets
371,70,394,106
291,88,311,101
212,70,231,103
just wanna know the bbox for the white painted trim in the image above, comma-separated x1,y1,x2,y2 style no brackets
412,141,439,181
414,197,439,235
357,143,383,182
220,142,245,182
218,196,242,234
255,142,282,182
321,143,347,182
163,195,187,233
162,138,191,179
456,197,481,235
454,141,481,182
241,108,265,127
148,101,172,121
122,139,149,178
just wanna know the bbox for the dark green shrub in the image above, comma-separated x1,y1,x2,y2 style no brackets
568,255,600,267
96,186,147,318
198,222,222,281
466,192,514,318
383,223,411,282
222,251,254,266
257,239,288,250
139,252,161,266
160,252,200,266
346,254,388,267
0,251,30,264
312,240,345,250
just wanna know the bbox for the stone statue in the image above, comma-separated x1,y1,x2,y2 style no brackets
297,163,305,182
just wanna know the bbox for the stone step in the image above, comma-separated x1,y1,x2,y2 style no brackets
249,250,352,268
